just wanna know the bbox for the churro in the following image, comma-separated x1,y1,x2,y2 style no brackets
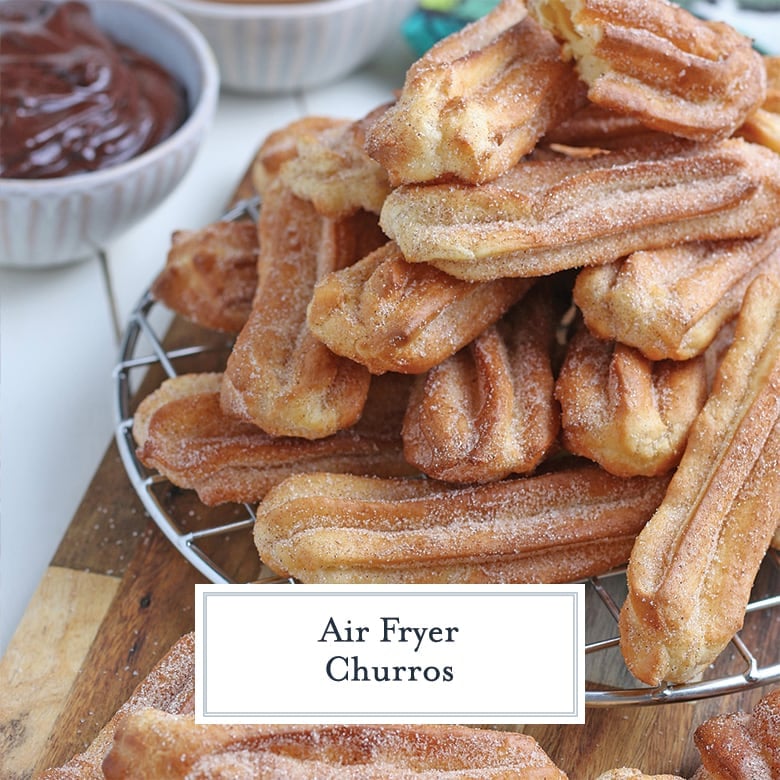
365,0,585,185
380,139,780,281
150,221,259,333
279,105,391,217
221,180,386,438
692,688,780,779
573,228,780,361
135,372,416,506
253,463,670,584
555,319,709,477
528,0,766,142
402,282,565,482
619,274,780,685
102,716,567,779
307,241,534,374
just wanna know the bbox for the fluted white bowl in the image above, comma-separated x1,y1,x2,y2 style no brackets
0,0,219,269
162,0,417,94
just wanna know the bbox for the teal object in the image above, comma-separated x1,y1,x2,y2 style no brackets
402,0,501,56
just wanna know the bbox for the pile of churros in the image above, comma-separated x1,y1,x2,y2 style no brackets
134,0,780,689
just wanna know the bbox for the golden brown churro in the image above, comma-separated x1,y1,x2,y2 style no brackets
220,181,386,438
528,0,766,142
279,106,392,217
619,275,780,685
555,319,708,477
253,463,670,584
135,372,416,506
38,634,196,779
365,0,585,185
307,241,534,374
380,139,780,281
692,688,780,780
150,221,259,333
250,116,348,197
573,228,780,361
402,282,565,482
102,716,567,779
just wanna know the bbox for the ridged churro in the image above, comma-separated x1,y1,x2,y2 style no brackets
380,139,780,281
528,0,766,142
253,463,670,584
692,688,780,780
307,241,534,374
365,0,585,185
221,181,386,438
402,282,565,483
619,274,780,685
102,715,567,779
38,633,196,779
555,319,709,477
250,116,348,197
150,220,259,333
135,372,416,506
573,228,780,361
279,106,391,217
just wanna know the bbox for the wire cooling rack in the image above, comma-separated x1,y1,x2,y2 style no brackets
113,197,780,706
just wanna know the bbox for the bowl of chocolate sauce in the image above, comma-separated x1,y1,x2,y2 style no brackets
0,0,219,267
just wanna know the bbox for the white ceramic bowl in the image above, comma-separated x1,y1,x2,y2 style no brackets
0,0,219,269
162,0,418,94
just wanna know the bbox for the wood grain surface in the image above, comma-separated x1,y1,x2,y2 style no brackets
1,168,778,780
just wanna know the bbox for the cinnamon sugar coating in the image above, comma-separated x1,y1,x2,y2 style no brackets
250,116,348,197
528,0,765,142
693,688,780,779
221,181,386,439
573,228,780,361
253,463,670,584
619,275,780,685
380,139,780,281
134,372,417,506
555,319,708,477
151,221,259,334
279,105,391,217
307,241,534,374
102,715,567,779
364,0,585,185
402,281,566,483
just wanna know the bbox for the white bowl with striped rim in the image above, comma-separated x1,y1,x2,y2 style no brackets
162,0,418,94
0,0,219,269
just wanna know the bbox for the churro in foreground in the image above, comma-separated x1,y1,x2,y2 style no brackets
102,715,567,779
380,139,780,281
528,0,765,142
253,463,670,584
619,274,780,685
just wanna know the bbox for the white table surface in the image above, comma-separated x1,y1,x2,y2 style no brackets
0,35,416,657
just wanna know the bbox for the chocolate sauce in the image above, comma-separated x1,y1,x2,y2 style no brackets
0,1,188,178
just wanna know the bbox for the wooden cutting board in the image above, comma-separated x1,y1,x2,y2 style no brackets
2,170,779,779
